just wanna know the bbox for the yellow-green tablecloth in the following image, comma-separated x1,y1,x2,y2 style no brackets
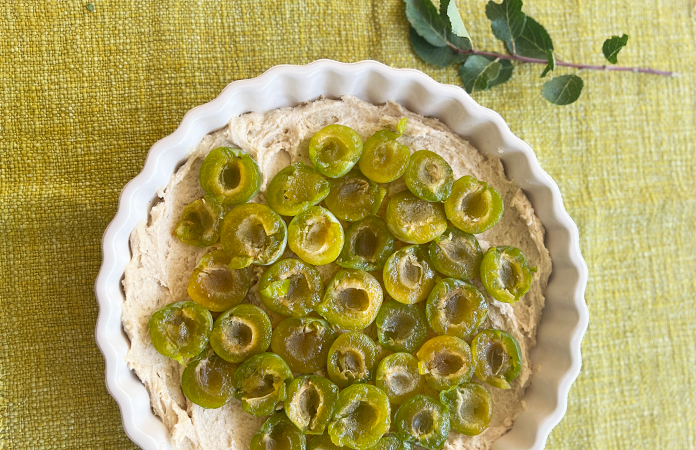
1,0,694,448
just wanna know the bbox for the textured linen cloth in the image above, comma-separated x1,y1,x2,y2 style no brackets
0,0,694,449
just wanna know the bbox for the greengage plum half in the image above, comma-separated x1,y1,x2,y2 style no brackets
220,203,287,268
199,147,262,205
328,383,391,450
358,118,410,184
386,191,447,244
210,304,271,363
309,124,363,178
284,375,339,435
288,206,344,266
260,258,324,317
316,269,383,331
148,301,213,364
271,317,338,374
337,216,394,271
267,162,330,216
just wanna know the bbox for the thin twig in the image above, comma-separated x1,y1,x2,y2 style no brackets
453,48,677,77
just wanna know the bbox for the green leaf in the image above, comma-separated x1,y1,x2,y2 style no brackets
540,49,555,77
542,75,584,105
487,59,514,88
441,0,472,50
485,0,526,44
409,27,461,67
459,55,502,93
404,0,449,47
602,34,628,64
508,16,553,59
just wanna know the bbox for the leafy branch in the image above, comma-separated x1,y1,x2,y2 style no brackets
405,0,676,105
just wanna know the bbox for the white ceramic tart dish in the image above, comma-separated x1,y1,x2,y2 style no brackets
95,60,589,450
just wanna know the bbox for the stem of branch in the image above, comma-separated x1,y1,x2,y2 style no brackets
454,48,677,77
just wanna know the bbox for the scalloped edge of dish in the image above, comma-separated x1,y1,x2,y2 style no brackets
95,59,588,450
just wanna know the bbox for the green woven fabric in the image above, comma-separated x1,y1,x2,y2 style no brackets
1,0,694,448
